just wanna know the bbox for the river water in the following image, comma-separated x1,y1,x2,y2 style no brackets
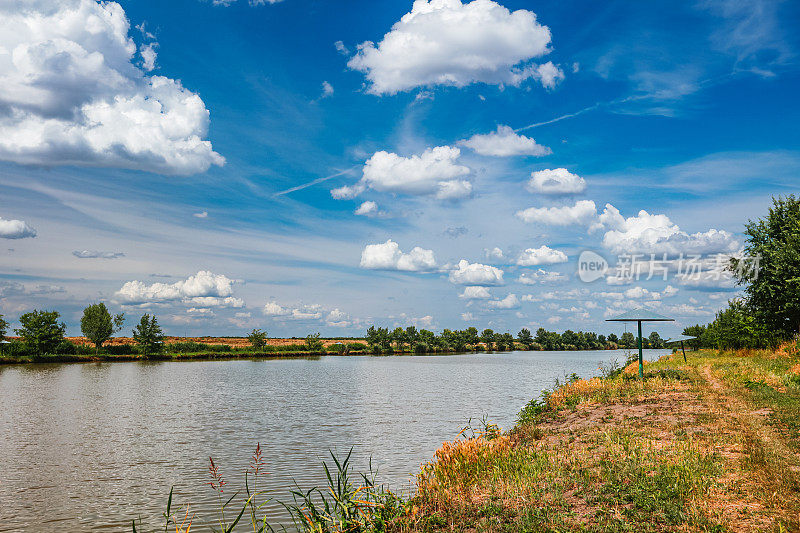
0,349,670,531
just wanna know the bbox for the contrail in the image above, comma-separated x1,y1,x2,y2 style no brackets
272,166,360,198
514,95,641,132
514,103,602,132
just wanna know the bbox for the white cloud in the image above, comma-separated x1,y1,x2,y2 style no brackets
115,270,243,307
461,312,475,321
354,201,381,217
449,259,504,286
460,286,492,299
0,217,37,239
518,268,566,284
193,211,209,218
263,302,290,316
662,285,679,297
263,301,329,321
139,43,157,71
72,250,124,259
516,246,568,266
321,80,334,98
347,0,561,95
516,200,597,226
527,168,586,195
546,316,561,324
335,146,472,201
459,125,551,157
488,293,520,309
596,204,740,255
334,40,350,55
291,306,323,320
360,239,437,271
484,247,505,261
0,0,224,175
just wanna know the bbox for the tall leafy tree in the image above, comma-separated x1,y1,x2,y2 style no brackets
682,325,706,350
480,328,495,350
80,303,124,352
133,314,164,358
620,332,636,349
732,195,800,339
517,328,533,348
0,313,8,342
15,310,66,354
247,329,267,350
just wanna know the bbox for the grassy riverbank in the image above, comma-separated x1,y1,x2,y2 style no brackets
393,345,800,532
137,344,800,532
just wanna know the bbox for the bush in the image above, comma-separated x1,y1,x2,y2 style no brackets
104,344,137,355
2,339,30,358
347,342,367,352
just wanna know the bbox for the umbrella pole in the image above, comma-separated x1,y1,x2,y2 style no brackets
638,320,643,379
681,340,686,362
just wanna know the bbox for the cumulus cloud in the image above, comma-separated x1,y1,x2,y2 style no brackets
484,247,505,261
459,125,551,157
72,250,124,259
321,80,334,98
263,301,290,316
263,301,328,321
449,259,504,286
0,0,224,175
0,217,37,239
516,246,568,266
596,204,740,255
347,0,561,95
516,200,597,226
360,239,437,271
518,268,566,284
333,146,471,201
354,201,383,217
460,286,492,299
526,168,586,195
488,293,520,309
115,271,243,307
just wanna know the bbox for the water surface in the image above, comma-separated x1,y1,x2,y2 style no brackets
0,349,669,531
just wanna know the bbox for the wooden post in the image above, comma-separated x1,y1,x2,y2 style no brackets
681,340,686,362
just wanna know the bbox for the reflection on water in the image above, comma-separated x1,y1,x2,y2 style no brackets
0,349,669,531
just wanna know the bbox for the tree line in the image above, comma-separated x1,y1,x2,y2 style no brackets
364,325,665,354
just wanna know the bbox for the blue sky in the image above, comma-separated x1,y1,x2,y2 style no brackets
1,0,799,338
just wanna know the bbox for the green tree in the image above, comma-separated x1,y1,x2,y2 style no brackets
705,300,771,350
80,303,124,352
391,327,406,351
648,331,664,349
304,333,324,352
682,325,706,350
607,333,619,345
15,310,66,355
0,313,8,342
133,314,164,358
404,326,419,346
247,328,268,350
464,327,479,348
731,195,800,339
620,331,636,349
517,328,533,349
480,328,495,350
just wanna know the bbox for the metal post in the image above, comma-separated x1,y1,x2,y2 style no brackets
681,340,686,362
637,320,643,379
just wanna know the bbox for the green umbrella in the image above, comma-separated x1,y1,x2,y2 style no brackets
607,308,674,378
666,334,697,362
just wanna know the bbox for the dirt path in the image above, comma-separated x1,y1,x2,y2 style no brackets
697,363,800,529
